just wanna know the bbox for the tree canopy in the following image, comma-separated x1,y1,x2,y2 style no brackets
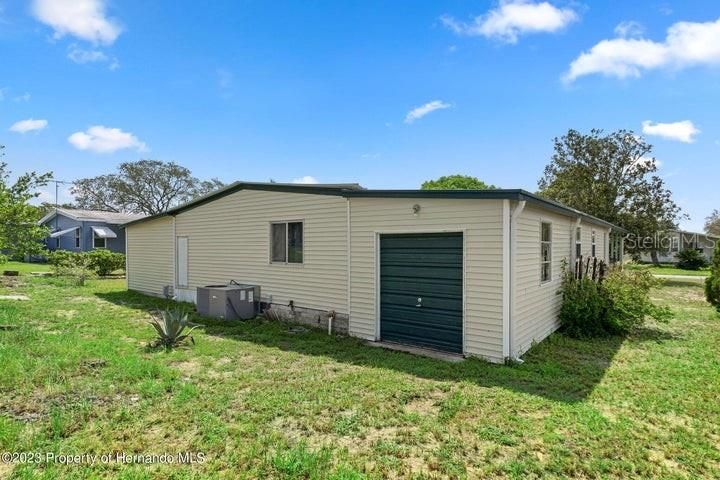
705,210,720,236
421,175,496,190
538,129,683,256
0,146,53,257
72,160,226,215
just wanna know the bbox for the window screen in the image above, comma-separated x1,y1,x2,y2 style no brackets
271,223,287,262
575,227,582,258
287,222,303,263
541,222,552,283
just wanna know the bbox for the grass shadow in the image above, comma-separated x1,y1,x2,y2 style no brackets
97,290,625,404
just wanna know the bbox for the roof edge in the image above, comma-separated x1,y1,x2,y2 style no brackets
122,184,625,232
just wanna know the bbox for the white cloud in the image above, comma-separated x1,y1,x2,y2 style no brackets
441,1,578,44
565,17,720,82
32,0,121,45
614,21,645,38
641,120,700,143
404,100,452,124
68,126,147,153
292,176,319,184
68,46,107,63
67,45,119,69
632,155,662,171
9,118,48,133
14,93,31,102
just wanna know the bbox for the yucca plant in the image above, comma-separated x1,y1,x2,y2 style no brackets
148,308,197,348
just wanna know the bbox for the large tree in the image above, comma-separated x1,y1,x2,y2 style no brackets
421,174,496,190
538,129,683,260
705,210,720,236
72,160,226,215
0,146,53,257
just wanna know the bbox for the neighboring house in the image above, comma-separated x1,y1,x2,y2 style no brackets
39,208,146,254
639,230,719,264
123,182,623,363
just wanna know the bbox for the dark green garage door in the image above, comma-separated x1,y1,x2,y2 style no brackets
380,232,463,353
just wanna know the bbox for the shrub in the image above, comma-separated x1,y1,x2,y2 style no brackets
706,242,720,312
148,308,197,349
560,266,668,337
47,251,95,286
0,254,7,265
559,274,608,338
603,269,661,333
676,248,709,270
86,249,125,276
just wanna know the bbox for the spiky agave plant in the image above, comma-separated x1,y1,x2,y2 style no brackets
149,308,197,348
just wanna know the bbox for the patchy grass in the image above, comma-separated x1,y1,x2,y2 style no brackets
626,263,710,277
1,261,51,275
0,276,718,478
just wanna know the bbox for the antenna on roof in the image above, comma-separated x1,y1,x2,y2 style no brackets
49,179,72,231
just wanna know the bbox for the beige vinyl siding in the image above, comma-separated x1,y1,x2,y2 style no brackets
174,189,348,313
513,207,610,356
349,198,505,361
126,216,174,296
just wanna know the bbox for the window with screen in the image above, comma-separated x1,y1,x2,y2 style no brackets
591,230,596,257
575,226,582,258
271,221,303,264
75,228,81,248
541,222,552,283
93,232,106,249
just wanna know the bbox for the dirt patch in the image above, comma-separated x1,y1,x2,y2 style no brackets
0,461,14,478
404,395,443,417
55,310,78,319
171,359,202,380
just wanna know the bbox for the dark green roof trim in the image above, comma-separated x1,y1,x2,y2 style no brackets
121,182,365,227
122,182,624,233
344,189,626,232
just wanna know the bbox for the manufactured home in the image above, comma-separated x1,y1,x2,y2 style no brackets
39,207,145,254
123,182,623,362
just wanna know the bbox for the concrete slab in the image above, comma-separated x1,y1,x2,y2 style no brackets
0,295,29,301
366,341,465,362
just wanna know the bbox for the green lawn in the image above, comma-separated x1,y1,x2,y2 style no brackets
1,261,51,275
0,276,718,478
626,263,710,277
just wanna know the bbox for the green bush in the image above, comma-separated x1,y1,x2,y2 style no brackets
559,275,608,338
676,248,709,270
603,269,661,333
706,242,720,312
86,249,125,276
47,251,95,286
0,253,7,265
560,266,668,337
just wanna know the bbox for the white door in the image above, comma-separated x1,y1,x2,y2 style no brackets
177,237,188,287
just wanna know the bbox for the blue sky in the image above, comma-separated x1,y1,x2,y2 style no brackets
1,0,719,231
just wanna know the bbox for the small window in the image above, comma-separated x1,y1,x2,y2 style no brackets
55,237,60,248
541,222,552,283
591,230,596,257
75,228,81,248
93,233,106,249
271,221,303,263
670,237,680,253
575,226,582,258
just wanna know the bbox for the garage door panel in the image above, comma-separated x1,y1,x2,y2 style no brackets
380,232,463,353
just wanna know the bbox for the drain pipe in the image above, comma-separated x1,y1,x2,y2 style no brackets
328,310,336,335
508,200,526,360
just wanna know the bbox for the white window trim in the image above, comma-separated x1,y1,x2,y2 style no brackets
575,226,582,257
591,229,597,258
269,220,304,265
75,228,81,249
540,221,552,284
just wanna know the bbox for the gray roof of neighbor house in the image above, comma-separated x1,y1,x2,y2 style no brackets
121,181,625,232
39,207,146,225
